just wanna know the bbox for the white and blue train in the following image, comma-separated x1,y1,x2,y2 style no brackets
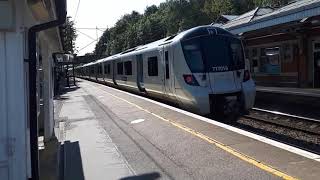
75,25,256,117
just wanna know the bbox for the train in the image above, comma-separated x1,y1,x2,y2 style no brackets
75,25,256,117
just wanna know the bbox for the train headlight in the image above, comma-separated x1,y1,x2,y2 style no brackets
183,74,200,86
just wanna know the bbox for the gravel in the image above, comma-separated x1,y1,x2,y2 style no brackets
234,116,320,153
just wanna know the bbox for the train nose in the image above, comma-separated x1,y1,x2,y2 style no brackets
210,93,242,119
224,98,241,116
207,71,242,94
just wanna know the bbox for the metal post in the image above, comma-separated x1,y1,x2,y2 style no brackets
66,64,69,87
73,63,76,86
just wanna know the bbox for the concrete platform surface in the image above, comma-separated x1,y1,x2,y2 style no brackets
54,79,320,180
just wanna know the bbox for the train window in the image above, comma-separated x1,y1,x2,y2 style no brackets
98,65,102,74
165,51,169,79
148,56,158,76
104,64,108,74
124,61,132,75
117,62,123,75
182,39,205,72
90,66,94,74
202,36,230,72
202,36,244,72
104,63,111,74
230,39,245,69
107,64,111,74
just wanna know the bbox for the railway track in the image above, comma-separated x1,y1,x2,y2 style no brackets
244,108,320,136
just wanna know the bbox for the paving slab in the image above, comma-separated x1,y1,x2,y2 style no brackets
56,88,135,180
54,79,320,180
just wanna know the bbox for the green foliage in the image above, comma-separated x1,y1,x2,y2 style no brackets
94,0,290,56
62,17,77,54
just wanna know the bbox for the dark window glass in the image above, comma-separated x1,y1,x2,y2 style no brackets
315,42,320,50
245,49,249,58
124,61,132,75
107,64,111,74
253,59,258,67
181,39,205,72
229,38,245,69
252,48,258,57
182,35,245,72
117,62,123,75
104,64,108,74
98,65,102,74
202,36,244,72
165,51,169,79
104,63,111,74
148,56,158,76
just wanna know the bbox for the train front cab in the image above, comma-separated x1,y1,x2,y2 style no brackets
174,26,256,116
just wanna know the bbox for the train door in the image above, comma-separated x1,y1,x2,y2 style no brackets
112,60,117,85
102,62,106,81
313,41,320,88
95,64,98,80
136,54,145,91
162,46,173,98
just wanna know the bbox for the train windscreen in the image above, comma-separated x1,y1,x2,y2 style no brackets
182,35,245,73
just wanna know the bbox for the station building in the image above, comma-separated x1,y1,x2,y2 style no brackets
221,0,320,88
0,0,66,179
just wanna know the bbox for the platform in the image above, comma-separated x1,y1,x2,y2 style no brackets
54,79,320,180
256,86,320,98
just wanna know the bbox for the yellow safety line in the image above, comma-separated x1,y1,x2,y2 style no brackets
89,83,299,180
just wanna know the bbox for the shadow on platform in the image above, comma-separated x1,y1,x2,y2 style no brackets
120,172,161,180
39,136,60,180
60,141,85,180
54,86,80,100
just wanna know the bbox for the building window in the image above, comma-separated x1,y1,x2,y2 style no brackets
282,44,292,63
117,62,123,75
251,48,259,73
260,47,281,74
148,56,158,76
245,49,249,59
124,61,132,75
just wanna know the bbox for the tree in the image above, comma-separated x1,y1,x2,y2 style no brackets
94,29,111,56
204,0,236,21
61,17,77,54
145,5,158,16
93,0,291,56
252,0,289,7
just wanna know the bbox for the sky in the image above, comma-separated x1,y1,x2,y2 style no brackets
67,0,166,55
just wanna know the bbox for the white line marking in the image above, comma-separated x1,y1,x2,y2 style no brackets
88,81,320,162
130,119,145,124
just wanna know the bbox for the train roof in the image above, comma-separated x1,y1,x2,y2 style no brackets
80,25,234,67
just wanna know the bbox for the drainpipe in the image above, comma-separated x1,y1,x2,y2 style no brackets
28,0,66,179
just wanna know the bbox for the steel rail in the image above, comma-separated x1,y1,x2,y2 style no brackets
252,107,320,123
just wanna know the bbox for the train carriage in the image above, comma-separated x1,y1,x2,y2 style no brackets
76,25,256,117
